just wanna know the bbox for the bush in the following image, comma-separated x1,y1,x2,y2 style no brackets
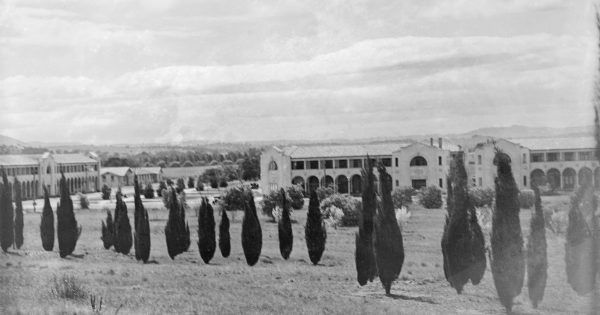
286,185,305,210
210,179,218,189
469,187,495,208
320,193,359,227
144,183,154,199
219,179,228,188
260,189,291,219
176,178,185,193
78,193,89,210
418,186,443,209
519,189,535,209
50,275,86,300
391,187,414,209
101,184,111,200
221,186,250,211
169,161,181,168
157,181,167,197
316,186,335,201
187,177,195,189
196,182,205,191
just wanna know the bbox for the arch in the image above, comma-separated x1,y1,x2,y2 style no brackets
578,167,593,186
291,176,305,192
410,156,427,166
268,160,278,171
350,174,362,195
307,176,319,193
547,168,561,190
595,167,600,189
530,169,546,187
322,175,334,189
336,175,349,194
563,168,576,190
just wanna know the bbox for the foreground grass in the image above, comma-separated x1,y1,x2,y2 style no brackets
0,192,592,314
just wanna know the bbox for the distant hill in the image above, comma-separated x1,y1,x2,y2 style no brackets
0,134,26,147
462,125,593,139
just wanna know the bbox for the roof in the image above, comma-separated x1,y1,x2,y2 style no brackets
0,155,39,166
100,167,132,177
53,154,97,164
282,143,412,159
133,167,162,175
510,137,595,151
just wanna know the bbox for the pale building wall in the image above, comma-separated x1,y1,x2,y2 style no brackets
466,139,530,190
260,147,291,194
392,143,451,190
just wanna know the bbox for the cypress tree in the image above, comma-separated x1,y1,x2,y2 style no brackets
101,210,114,250
565,184,596,295
442,156,486,294
14,178,24,249
355,156,377,285
219,207,231,258
490,151,525,313
305,189,326,265
114,191,132,255
57,174,82,258
197,197,216,264
241,189,262,266
40,186,54,251
278,188,293,260
165,188,189,259
134,175,151,262
0,169,14,252
180,193,191,253
527,185,548,308
373,165,404,295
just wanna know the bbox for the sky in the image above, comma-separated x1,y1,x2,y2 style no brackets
0,0,598,144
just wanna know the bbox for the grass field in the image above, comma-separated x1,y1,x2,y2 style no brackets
0,190,594,314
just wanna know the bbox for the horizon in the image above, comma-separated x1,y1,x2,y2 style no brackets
1,0,598,145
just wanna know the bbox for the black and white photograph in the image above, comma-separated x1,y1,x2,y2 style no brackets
1,0,600,314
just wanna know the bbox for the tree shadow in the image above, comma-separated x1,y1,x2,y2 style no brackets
70,254,85,259
386,293,437,304
145,260,159,264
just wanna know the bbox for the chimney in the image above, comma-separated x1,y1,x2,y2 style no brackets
438,137,442,149
430,138,434,146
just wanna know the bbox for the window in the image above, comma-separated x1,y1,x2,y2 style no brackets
410,156,427,166
563,152,575,161
350,159,362,168
395,158,398,167
291,161,304,170
268,160,278,171
546,152,559,162
531,153,544,163
309,160,319,169
523,176,527,187
323,160,333,169
478,177,482,187
522,153,527,163
337,159,348,169
579,151,593,161
381,158,392,167
472,178,477,186
438,156,442,166
477,155,482,165
439,178,443,188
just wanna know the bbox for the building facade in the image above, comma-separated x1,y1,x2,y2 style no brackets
101,167,163,188
0,152,101,199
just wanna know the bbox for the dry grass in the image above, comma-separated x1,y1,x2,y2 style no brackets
0,190,594,314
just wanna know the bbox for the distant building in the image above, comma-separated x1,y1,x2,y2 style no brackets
133,167,163,184
0,152,101,199
101,167,163,188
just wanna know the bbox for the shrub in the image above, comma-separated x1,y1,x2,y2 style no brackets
197,197,216,264
144,183,154,199
176,178,185,193
57,174,82,258
219,208,231,258
316,186,335,201
196,181,205,191
50,275,87,300
320,193,358,227
187,177,195,189
14,178,24,249
469,187,495,208
221,186,251,211
519,190,535,209
101,184,111,200
286,185,305,210
322,205,345,229
169,161,181,168
242,190,262,266
219,179,228,188
78,193,89,210
260,189,292,219
210,179,218,189
183,160,194,167
305,190,326,265
133,175,151,263
391,187,414,209
157,181,167,197
278,188,293,260
527,186,548,308
40,186,55,251
418,186,443,209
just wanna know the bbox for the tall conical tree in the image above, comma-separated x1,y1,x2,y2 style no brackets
179,192,191,253
278,188,293,260
57,174,81,258
114,190,132,255
14,178,24,249
219,207,231,258
565,184,596,295
101,209,114,250
133,175,151,262
442,155,486,294
373,165,404,295
527,185,548,308
305,189,326,265
355,156,377,285
198,197,216,264
242,189,262,266
0,168,14,252
165,187,183,259
40,186,54,251
490,151,525,313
